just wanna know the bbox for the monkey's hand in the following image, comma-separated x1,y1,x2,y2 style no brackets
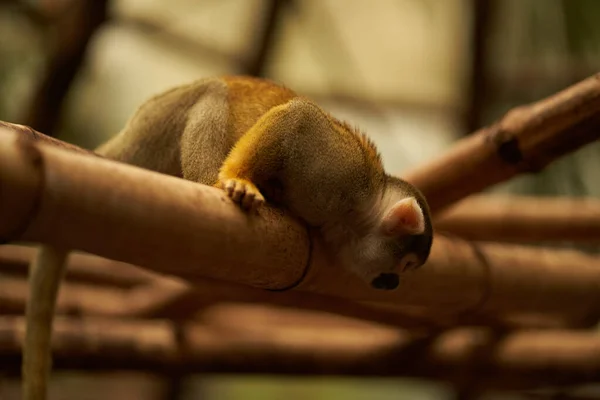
218,176,265,212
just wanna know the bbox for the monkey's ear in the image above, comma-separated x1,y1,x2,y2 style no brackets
381,197,425,236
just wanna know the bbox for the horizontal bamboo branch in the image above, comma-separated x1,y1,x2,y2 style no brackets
0,244,155,287
0,315,599,388
1,245,568,329
0,274,446,329
404,73,600,213
306,237,600,325
435,196,600,243
1,128,599,325
0,247,440,329
0,275,130,316
0,127,310,289
0,121,96,156
0,265,573,330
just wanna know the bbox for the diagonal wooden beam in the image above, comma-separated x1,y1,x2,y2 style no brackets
404,73,600,213
21,0,109,136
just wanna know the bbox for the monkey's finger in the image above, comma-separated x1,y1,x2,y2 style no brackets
241,189,256,210
224,180,236,197
231,190,244,204
252,195,265,214
214,181,225,190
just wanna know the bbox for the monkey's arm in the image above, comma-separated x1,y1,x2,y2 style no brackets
218,98,365,228
217,102,295,210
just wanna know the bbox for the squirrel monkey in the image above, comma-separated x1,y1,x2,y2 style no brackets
23,76,432,399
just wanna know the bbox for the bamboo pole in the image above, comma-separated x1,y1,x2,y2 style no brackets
125,277,444,329
0,275,132,316
0,127,310,289
404,73,600,214
0,121,96,156
0,244,155,287
1,128,599,324
1,315,599,389
127,278,575,329
0,274,438,329
434,196,600,243
0,246,566,329
0,248,439,329
304,237,600,323
0,270,572,330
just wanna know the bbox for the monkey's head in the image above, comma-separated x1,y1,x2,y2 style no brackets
338,176,433,290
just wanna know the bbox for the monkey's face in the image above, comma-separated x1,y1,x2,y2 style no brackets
340,232,430,290
339,194,432,290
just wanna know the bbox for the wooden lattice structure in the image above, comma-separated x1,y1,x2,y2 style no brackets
1,73,600,395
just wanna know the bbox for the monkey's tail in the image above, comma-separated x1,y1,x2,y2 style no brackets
22,245,68,400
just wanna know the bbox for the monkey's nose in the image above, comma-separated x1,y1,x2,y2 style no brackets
371,273,399,290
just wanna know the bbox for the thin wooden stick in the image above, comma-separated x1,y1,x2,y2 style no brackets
435,195,600,243
1,128,599,324
404,73,600,213
1,315,599,389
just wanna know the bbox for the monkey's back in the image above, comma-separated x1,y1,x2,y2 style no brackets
222,76,297,140
96,76,297,184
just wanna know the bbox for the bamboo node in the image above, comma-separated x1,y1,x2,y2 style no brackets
267,229,313,292
485,122,543,173
16,133,44,167
0,134,45,244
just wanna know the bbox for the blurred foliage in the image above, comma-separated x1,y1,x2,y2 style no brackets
562,0,600,56
0,5,45,122
197,376,450,400
484,0,600,207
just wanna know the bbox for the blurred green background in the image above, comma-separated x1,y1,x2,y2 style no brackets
1,0,600,398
